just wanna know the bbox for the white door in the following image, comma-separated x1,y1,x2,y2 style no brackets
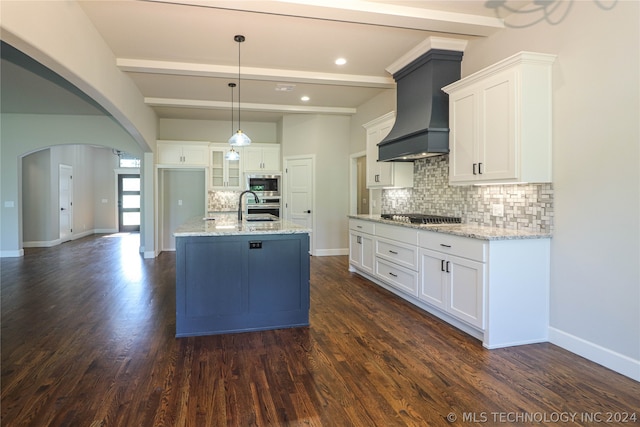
284,156,314,254
59,164,73,243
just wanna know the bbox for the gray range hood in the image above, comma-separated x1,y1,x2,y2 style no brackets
378,48,463,162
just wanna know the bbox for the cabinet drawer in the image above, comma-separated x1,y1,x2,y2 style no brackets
375,223,418,245
418,231,486,262
349,219,374,235
375,237,418,271
375,258,418,297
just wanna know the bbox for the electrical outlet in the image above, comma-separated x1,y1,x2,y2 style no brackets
492,204,504,217
178,199,183,206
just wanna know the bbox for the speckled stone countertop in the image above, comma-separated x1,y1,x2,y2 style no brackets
174,213,311,237
349,214,551,241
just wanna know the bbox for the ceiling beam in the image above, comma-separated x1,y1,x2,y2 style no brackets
145,97,358,115
117,58,395,89
148,0,505,36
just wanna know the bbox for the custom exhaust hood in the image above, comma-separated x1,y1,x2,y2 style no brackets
378,38,466,162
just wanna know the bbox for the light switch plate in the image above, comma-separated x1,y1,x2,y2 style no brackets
492,204,504,217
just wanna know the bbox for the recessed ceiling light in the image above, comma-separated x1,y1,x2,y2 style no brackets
335,58,347,66
275,83,296,92
301,96,310,102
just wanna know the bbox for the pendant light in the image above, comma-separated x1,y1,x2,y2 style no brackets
228,35,251,146
225,82,240,160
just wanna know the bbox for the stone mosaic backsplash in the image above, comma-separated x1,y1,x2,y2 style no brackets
208,190,241,213
381,155,554,233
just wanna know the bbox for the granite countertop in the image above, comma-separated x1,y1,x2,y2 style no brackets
174,213,311,237
349,214,551,241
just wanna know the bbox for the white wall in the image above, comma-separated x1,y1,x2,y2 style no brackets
159,118,278,143
21,145,122,246
1,114,144,256
461,2,639,379
22,149,52,242
282,114,351,255
161,169,206,251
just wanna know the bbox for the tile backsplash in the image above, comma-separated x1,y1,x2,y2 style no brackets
208,190,241,212
381,155,554,232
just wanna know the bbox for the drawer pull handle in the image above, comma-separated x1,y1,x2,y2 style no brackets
388,250,398,255
440,244,451,248
357,225,362,228
389,272,398,277
446,261,451,273
441,260,446,272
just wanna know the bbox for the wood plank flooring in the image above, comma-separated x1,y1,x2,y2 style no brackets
2,233,638,426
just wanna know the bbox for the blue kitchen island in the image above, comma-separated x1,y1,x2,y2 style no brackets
173,214,310,337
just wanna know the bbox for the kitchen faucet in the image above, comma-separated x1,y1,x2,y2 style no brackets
238,190,260,221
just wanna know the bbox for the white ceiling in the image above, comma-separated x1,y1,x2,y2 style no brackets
1,0,530,123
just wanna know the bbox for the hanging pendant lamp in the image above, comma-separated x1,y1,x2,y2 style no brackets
225,82,240,160
228,35,251,146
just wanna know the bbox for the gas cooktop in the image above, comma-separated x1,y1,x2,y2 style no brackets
381,213,462,225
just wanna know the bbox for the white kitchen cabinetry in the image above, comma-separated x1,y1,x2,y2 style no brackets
418,229,550,348
419,234,486,329
243,144,281,172
373,223,419,297
363,113,413,189
443,52,556,185
157,141,209,167
348,219,374,275
210,145,243,190
348,217,551,349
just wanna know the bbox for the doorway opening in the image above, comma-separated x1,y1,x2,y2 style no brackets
118,174,141,232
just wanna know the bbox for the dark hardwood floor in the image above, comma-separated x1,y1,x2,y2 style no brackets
2,234,638,426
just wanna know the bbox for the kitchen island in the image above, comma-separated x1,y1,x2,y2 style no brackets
173,214,310,337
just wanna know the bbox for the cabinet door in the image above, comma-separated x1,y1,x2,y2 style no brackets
157,144,184,165
349,231,374,275
449,89,478,183
182,145,209,166
479,70,517,181
210,148,225,188
419,249,446,310
448,255,485,329
261,146,281,171
366,124,395,187
243,147,264,171
227,154,242,188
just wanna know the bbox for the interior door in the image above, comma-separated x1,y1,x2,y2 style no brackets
284,157,314,254
59,164,73,243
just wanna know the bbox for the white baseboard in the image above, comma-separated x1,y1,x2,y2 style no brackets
549,327,640,382
94,228,119,234
23,239,60,248
0,249,24,258
314,248,349,256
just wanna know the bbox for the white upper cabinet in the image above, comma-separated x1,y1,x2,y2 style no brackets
157,141,210,167
364,112,413,189
443,52,556,185
243,144,281,172
210,144,243,190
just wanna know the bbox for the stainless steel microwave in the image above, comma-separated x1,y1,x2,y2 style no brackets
247,174,281,196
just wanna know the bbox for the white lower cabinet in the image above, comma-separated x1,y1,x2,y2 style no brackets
419,248,485,329
348,218,551,349
348,220,374,275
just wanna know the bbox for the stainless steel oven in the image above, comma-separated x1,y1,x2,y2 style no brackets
247,174,281,197
246,196,281,218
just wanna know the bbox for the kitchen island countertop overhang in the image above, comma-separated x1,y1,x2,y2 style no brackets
174,214,311,337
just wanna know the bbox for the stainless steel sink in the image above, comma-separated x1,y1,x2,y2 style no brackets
246,216,276,222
